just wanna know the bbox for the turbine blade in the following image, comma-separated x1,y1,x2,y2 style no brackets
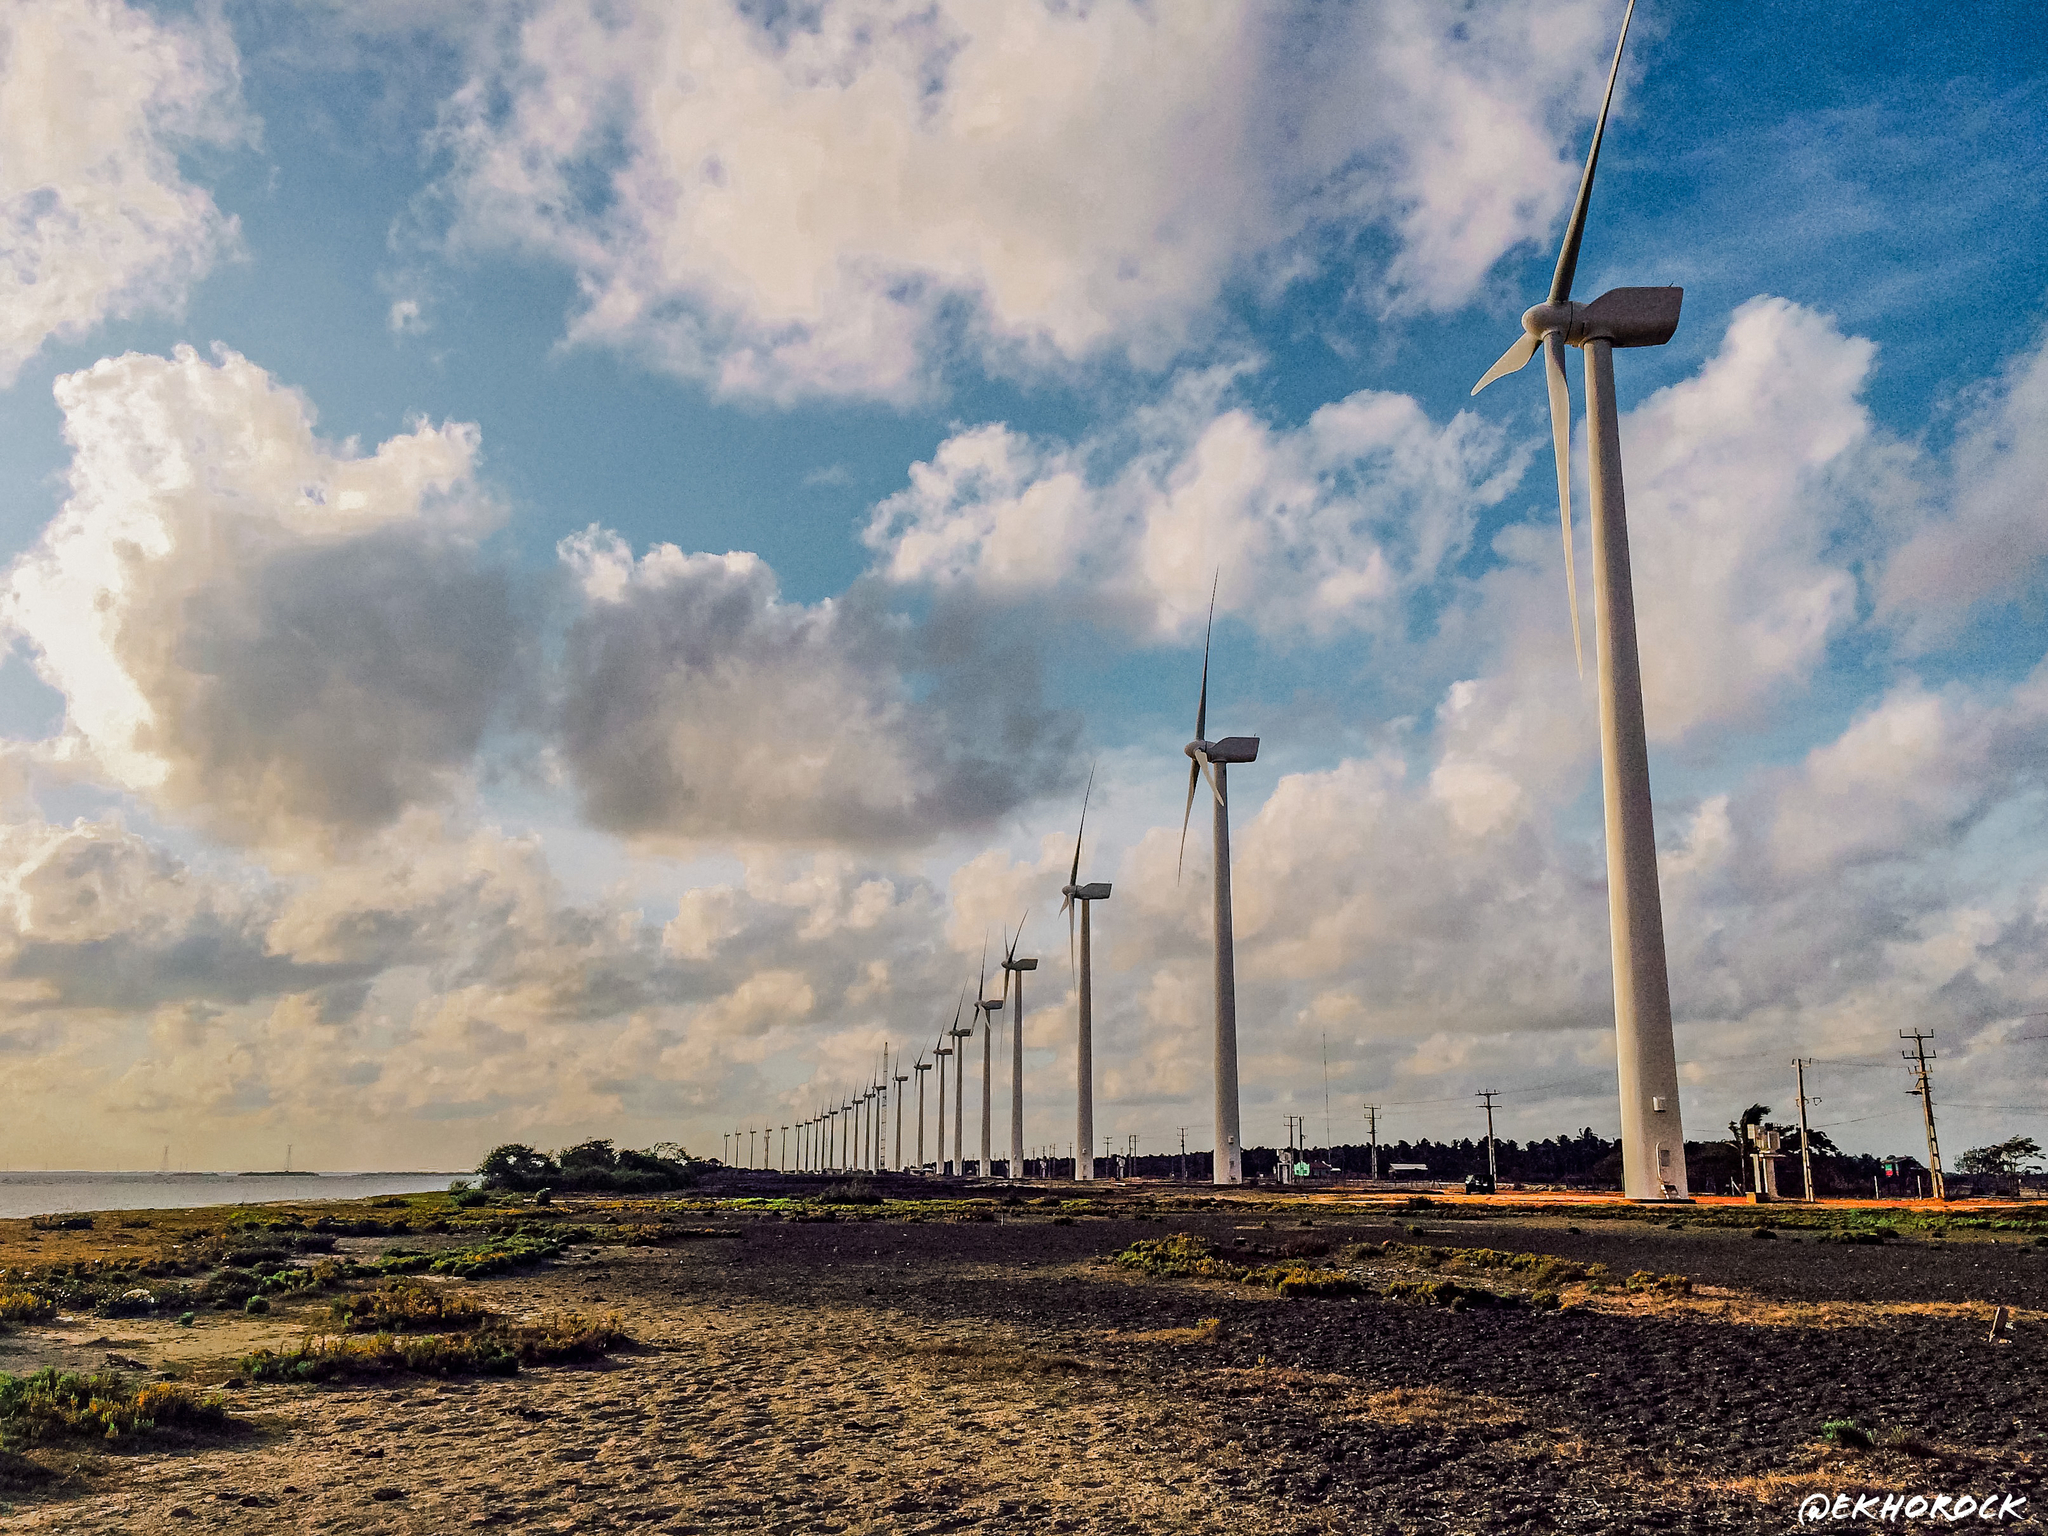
1070,766,1093,887
1545,331,1585,678
1195,573,1216,742
1177,758,1200,881
1067,896,1077,980
1471,331,1541,396
1197,748,1223,807
1549,0,1637,306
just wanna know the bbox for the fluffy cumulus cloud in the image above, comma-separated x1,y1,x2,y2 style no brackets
865,370,1527,640
555,527,1073,847
1879,325,2048,642
3,345,520,848
0,0,248,383
430,0,1618,400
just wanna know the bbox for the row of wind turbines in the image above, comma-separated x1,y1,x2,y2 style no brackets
744,0,1691,1200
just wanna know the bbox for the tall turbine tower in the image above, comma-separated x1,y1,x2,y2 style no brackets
914,1053,932,1171
974,988,999,1179
933,1035,953,1174
894,1063,910,1172
1179,590,1261,1185
1060,774,1111,1182
952,972,977,1175
998,919,1038,1182
1470,0,1687,1201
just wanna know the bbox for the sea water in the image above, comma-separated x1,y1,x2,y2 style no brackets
0,1171,462,1221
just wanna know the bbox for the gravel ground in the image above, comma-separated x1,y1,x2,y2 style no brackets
0,1198,2040,1534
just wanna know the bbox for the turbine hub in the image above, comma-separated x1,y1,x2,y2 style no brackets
1520,299,1575,339
1184,739,1209,759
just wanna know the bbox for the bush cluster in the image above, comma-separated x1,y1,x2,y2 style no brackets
0,1370,232,1448
478,1139,698,1193
239,1311,628,1383
1113,1234,1365,1297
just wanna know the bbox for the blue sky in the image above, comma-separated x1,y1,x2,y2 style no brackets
1,0,2045,1173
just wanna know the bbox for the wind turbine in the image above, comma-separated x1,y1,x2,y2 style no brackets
893,1060,910,1172
1469,0,1688,1202
1060,773,1111,1182
951,972,977,1175
998,917,1038,1182
913,1053,932,1172
973,986,998,1179
1179,584,1261,1186
936,997,961,1175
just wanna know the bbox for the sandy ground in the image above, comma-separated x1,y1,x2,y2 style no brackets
0,1193,2042,1534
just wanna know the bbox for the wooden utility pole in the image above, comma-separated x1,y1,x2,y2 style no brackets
1901,1031,1946,1201
1477,1090,1501,1184
1793,1060,1819,1201
1364,1104,1380,1181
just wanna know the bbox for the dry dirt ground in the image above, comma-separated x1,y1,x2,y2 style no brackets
0,1190,2042,1535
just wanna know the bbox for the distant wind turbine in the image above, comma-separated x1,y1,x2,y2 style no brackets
1179,583,1261,1186
1468,0,1687,1202
1060,773,1111,1183
894,1060,910,1172
914,1052,933,1172
952,970,978,1175
998,916,1038,1183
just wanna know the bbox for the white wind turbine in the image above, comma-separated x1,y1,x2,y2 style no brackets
1179,587,1261,1186
993,916,1037,1182
894,1060,910,1172
1059,773,1111,1183
952,971,978,1175
913,1052,932,1172
1469,0,1687,1202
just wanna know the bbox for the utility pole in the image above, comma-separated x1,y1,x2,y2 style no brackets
1477,1090,1500,1185
1793,1059,1819,1202
1178,1127,1188,1183
1364,1104,1380,1181
1901,1031,1946,1202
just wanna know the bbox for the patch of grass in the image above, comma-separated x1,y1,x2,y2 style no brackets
0,1291,57,1326
239,1310,629,1382
0,1370,235,1448
1821,1418,1874,1451
1622,1270,1693,1296
1365,1386,1523,1427
915,1341,1097,1374
1370,1240,1610,1293
1385,1277,1521,1310
27,1215,92,1232
331,1282,493,1334
1112,1235,1366,1297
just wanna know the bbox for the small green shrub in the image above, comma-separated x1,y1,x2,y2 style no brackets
0,1291,57,1325
239,1311,628,1383
1385,1277,1520,1310
331,1283,492,1334
0,1370,233,1448
1822,1419,1873,1450
244,1296,270,1315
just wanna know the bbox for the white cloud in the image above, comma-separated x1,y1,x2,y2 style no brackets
0,0,248,383
2,345,520,848
1618,297,1872,739
865,371,1526,640
429,0,1619,400
1879,324,2048,640
555,526,1072,847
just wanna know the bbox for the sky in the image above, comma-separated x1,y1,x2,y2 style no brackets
1,0,2046,1174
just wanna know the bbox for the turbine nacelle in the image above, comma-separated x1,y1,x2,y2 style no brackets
1517,287,1684,352
1185,736,1259,765
1062,881,1113,901
1001,956,1038,973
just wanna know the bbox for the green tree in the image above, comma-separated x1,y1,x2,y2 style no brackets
1955,1136,2043,1175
